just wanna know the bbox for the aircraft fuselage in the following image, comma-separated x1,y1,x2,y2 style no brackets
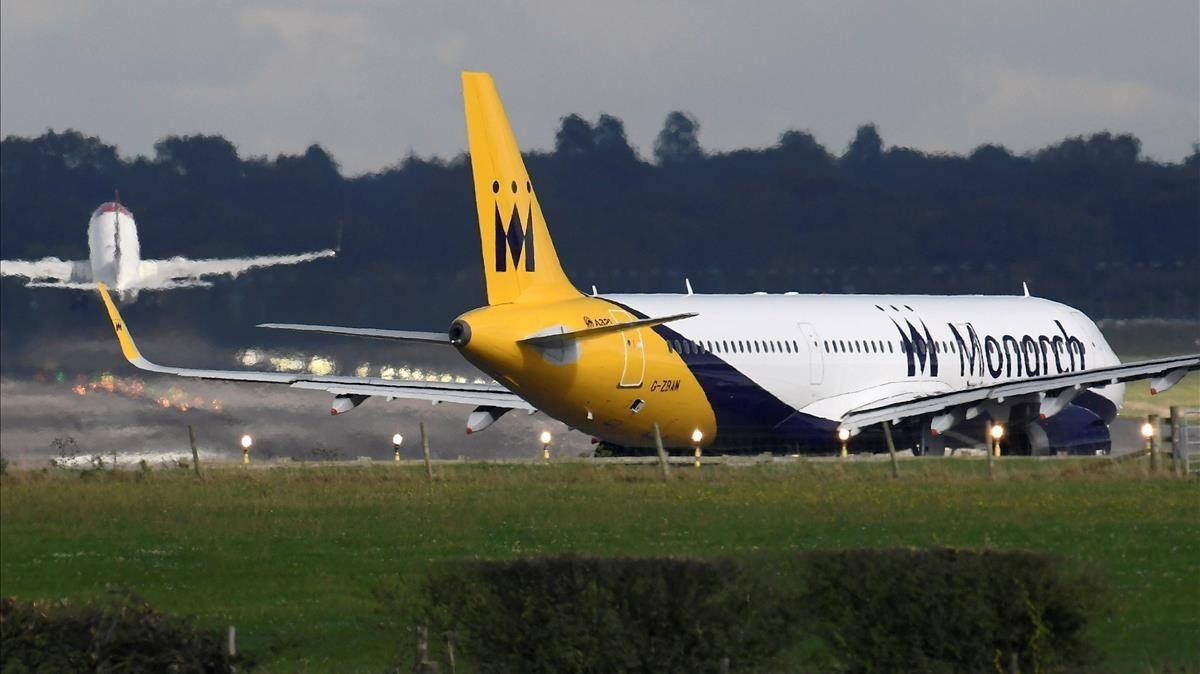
454,292,1123,453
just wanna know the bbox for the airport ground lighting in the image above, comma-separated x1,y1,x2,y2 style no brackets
540,430,552,460
990,423,1005,457
1141,419,1156,455
691,428,704,467
838,427,851,458
392,433,404,462
240,434,253,465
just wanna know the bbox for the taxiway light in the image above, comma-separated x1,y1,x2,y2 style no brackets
539,430,552,445
837,428,851,442
240,434,253,449
1140,422,1154,439
691,428,704,444
392,433,404,446
989,424,1005,441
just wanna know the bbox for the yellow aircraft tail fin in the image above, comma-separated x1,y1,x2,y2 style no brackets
96,282,144,363
462,72,579,305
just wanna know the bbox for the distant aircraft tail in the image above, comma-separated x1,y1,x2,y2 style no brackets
462,72,579,305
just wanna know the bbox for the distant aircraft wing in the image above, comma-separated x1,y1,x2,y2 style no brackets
96,283,532,410
135,249,336,288
839,354,1200,432
1,258,89,284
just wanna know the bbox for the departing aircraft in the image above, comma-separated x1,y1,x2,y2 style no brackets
95,72,1198,455
2,194,335,301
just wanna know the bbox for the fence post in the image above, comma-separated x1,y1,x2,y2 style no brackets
187,425,202,477
1169,406,1184,476
414,625,441,673
420,422,433,481
986,421,996,480
882,421,899,479
444,631,457,674
653,423,670,482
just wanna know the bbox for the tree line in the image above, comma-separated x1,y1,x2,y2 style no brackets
1,113,1196,358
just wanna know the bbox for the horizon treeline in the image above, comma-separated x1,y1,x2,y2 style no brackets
1,113,1197,355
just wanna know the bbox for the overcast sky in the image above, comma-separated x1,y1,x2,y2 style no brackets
2,1,1196,174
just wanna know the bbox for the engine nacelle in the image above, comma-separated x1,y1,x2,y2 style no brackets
466,405,511,433
331,394,369,415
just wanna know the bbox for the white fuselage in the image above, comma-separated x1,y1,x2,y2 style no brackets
605,292,1124,441
87,204,141,290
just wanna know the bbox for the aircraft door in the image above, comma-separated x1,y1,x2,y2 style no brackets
798,323,824,385
610,309,645,388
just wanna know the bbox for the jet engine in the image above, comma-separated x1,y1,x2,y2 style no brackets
331,394,369,415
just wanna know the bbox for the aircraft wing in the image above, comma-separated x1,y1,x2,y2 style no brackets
257,323,449,344
95,283,532,411
1,257,89,284
135,249,336,288
839,354,1200,432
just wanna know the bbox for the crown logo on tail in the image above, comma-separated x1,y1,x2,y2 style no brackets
494,202,535,272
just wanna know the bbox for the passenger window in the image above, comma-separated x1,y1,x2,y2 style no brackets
792,341,798,352
888,342,894,353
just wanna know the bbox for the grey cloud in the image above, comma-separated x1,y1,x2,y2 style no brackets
2,0,1196,173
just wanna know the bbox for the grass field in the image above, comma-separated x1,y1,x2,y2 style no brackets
2,459,1198,672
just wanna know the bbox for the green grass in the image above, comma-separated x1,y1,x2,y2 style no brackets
2,460,1197,672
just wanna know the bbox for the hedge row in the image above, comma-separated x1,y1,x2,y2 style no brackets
414,549,1108,673
0,590,243,673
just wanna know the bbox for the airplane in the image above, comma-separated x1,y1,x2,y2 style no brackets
2,193,335,301
94,72,1199,456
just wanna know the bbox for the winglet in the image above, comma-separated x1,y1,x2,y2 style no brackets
1022,281,1031,297
97,282,143,362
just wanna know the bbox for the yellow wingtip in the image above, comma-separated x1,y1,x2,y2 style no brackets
96,283,142,362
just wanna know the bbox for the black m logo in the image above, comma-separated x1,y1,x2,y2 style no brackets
494,204,535,272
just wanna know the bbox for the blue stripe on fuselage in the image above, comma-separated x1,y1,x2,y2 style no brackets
604,299,835,450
